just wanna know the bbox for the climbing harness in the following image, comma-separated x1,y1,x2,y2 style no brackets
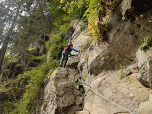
62,51,70,55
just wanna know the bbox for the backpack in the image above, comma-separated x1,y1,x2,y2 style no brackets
63,45,70,51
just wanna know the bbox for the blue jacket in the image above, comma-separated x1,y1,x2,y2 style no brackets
64,46,78,56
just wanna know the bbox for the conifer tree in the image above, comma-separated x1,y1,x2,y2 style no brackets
0,0,22,70
37,0,51,34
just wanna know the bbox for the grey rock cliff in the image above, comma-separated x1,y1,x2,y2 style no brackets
40,1,152,113
40,67,83,114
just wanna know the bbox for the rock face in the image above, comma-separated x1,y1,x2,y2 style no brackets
40,1,152,114
77,9,152,76
106,2,152,63
136,48,152,89
40,67,84,114
136,48,152,68
77,71,152,114
133,94,152,114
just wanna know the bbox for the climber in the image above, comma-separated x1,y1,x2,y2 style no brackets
60,43,79,68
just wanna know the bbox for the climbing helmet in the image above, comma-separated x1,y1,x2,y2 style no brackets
68,43,73,47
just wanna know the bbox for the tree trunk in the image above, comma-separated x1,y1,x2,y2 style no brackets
0,2,21,70
37,0,51,34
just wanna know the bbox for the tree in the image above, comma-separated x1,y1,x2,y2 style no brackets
48,0,73,29
37,0,51,34
0,1,12,46
0,0,22,70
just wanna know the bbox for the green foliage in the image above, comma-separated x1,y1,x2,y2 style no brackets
81,104,84,110
9,30,69,113
58,0,120,42
63,1,77,14
12,62,49,113
62,0,89,19
46,32,68,75
85,57,88,62
119,72,126,80
49,0,73,28
3,101,15,112
120,9,123,12
83,76,86,81
1,0,80,113
2,15,72,113
84,0,120,42
118,65,128,80
1,54,50,113
27,44,35,51
84,38,92,45
139,35,152,51
0,0,124,113
84,0,101,39
0,74,29,113
131,7,134,11
2,54,12,69
80,22,87,31
46,32,68,60
135,16,139,20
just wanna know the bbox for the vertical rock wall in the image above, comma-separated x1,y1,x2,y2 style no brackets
40,0,152,113
40,68,84,114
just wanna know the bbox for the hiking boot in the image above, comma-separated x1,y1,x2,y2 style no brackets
60,64,62,67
